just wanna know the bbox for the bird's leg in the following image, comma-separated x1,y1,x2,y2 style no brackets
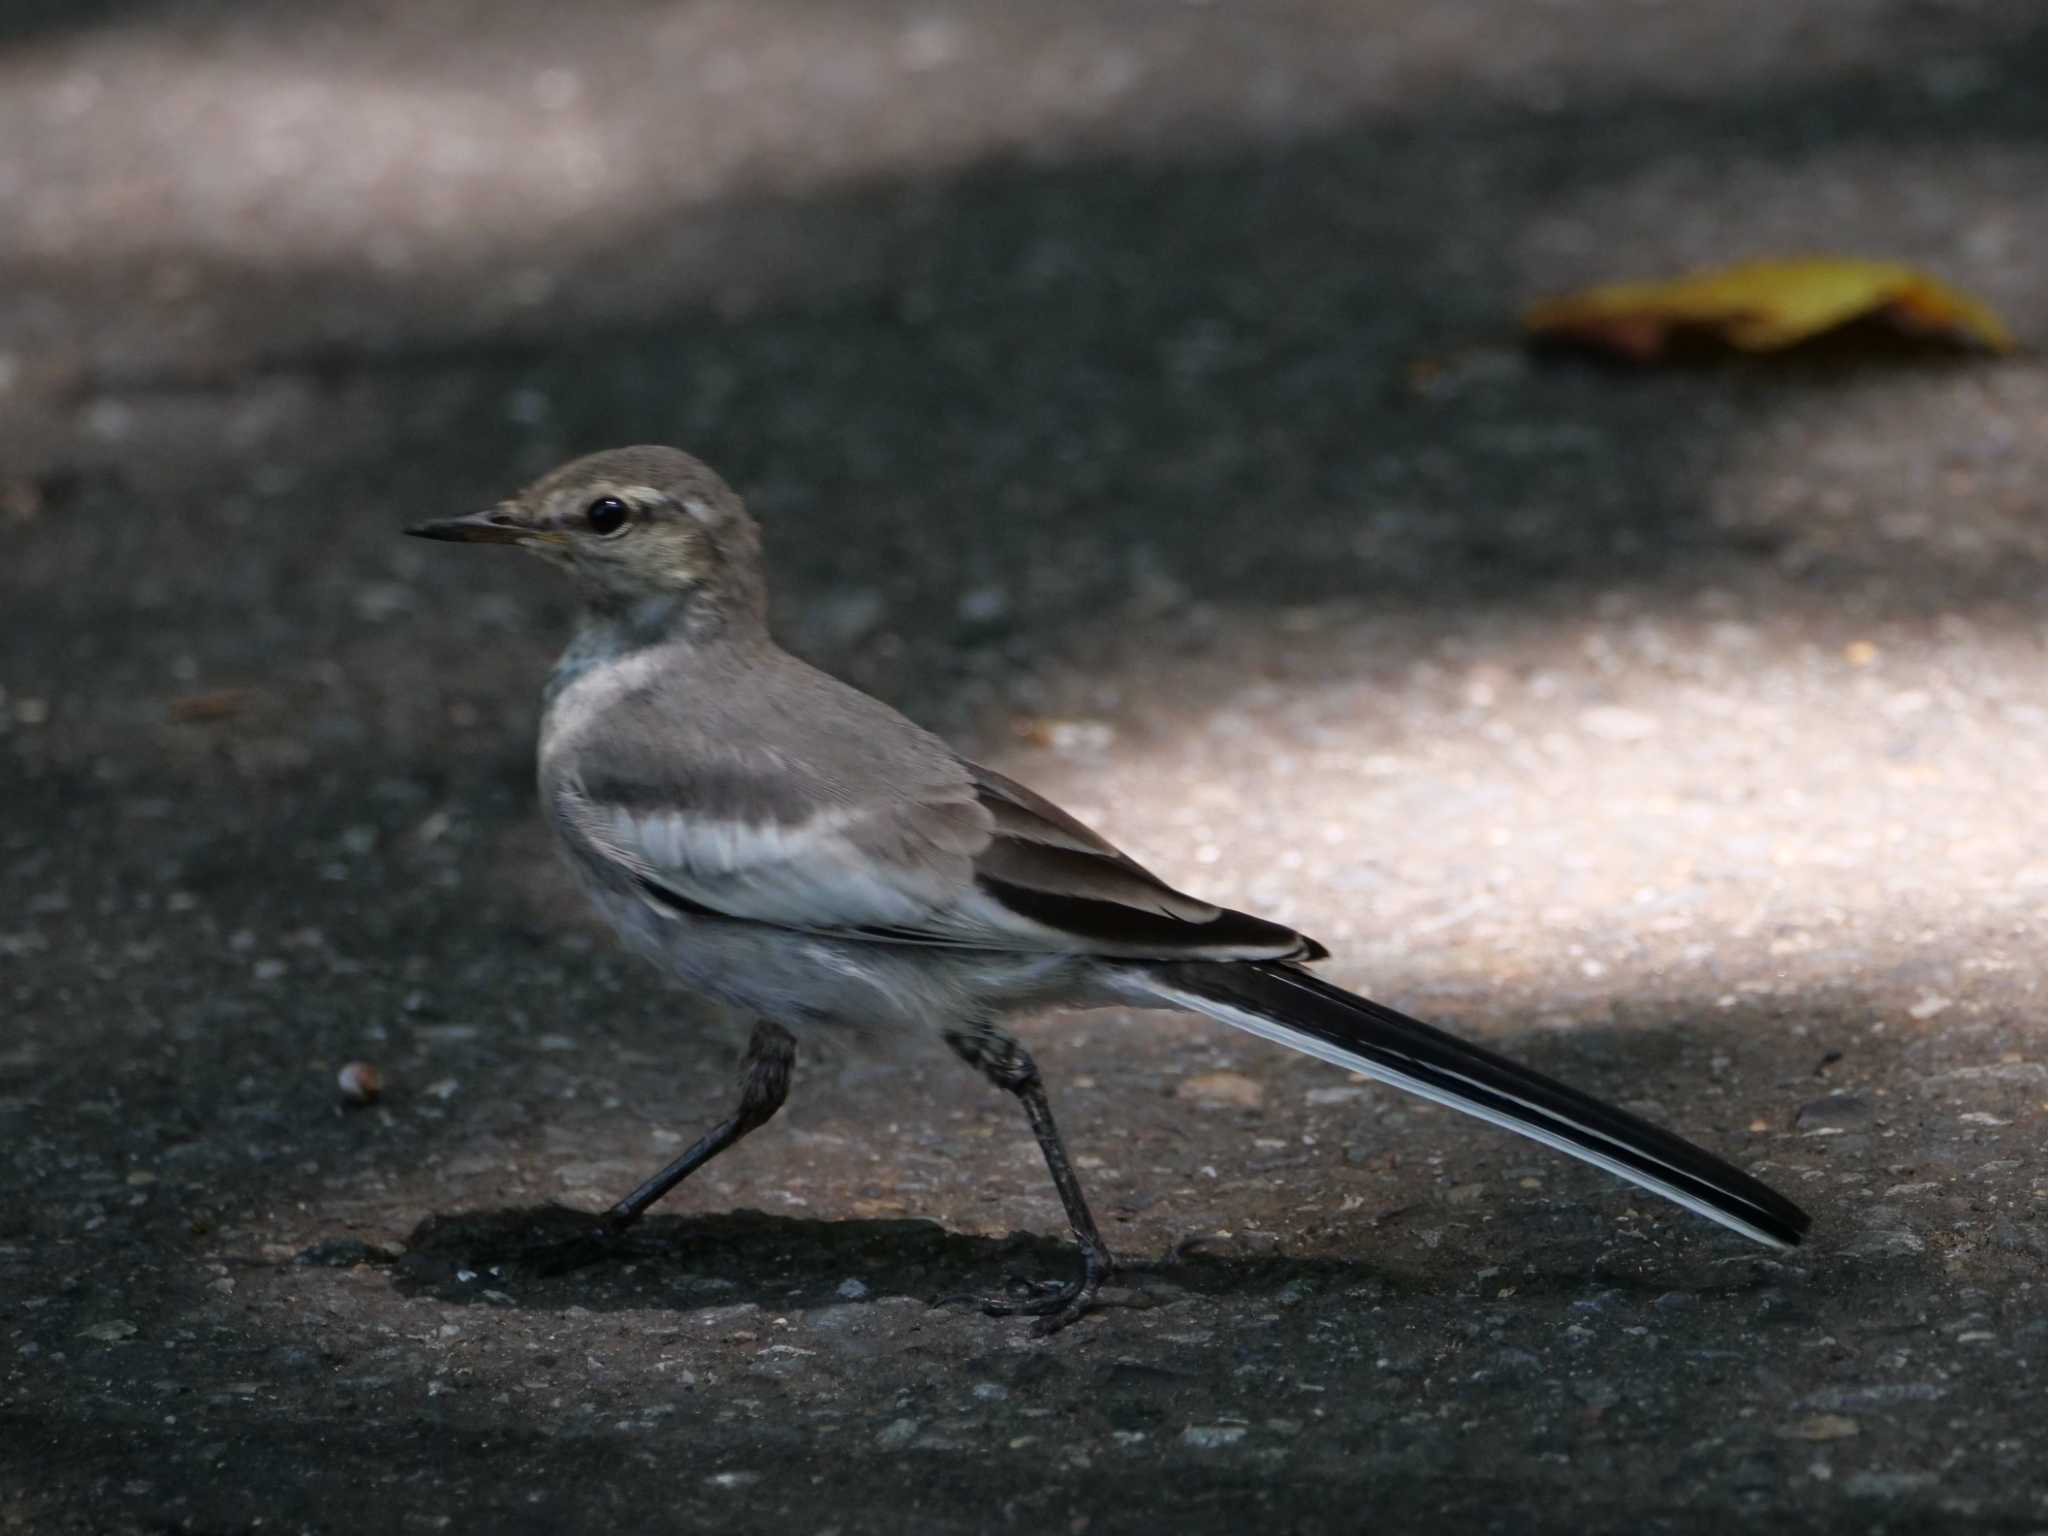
604,1017,797,1228
943,1022,1114,1333
511,1018,795,1276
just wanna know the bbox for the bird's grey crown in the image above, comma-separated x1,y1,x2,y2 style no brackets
523,444,741,513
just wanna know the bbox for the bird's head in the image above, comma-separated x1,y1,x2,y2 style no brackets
407,445,767,628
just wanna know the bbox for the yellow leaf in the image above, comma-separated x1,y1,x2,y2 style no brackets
1175,1071,1265,1109
1776,1414,1861,1442
1523,257,2015,361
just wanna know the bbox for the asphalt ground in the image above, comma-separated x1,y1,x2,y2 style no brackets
3,3,2047,1532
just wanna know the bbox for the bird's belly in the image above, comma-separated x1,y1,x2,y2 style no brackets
579,876,1105,1043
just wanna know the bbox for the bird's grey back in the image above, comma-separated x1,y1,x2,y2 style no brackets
541,632,976,850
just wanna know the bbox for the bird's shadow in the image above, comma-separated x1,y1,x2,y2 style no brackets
336,1203,1823,1320
365,1204,1318,1317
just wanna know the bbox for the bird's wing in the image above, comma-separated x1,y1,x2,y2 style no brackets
561,751,992,940
959,762,1323,960
561,735,1318,960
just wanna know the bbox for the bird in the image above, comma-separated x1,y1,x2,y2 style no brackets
406,444,1809,1331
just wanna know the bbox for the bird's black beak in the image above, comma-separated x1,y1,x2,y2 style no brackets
403,508,533,545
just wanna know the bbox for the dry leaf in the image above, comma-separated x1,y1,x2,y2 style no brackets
1524,257,2015,361
166,687,261,723
1776,1414,1861,1441
1175,1071,1265,1109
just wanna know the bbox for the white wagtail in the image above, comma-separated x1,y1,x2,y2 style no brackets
408,445,1809,1330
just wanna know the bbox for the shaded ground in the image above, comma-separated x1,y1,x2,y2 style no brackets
3,2,2047,1532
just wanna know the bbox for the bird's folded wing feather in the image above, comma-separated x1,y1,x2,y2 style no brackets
962,764,1322,959
561,753,1318,961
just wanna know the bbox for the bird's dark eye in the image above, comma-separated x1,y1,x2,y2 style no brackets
585,495,629,535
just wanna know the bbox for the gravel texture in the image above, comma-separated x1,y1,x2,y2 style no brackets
4,2,2047,1532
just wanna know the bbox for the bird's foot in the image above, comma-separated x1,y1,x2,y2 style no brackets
939,1248,1114,1335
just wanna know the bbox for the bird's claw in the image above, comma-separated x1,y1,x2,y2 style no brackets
934,1253,1113,1334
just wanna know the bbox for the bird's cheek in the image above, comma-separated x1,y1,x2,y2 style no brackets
524,540,575,568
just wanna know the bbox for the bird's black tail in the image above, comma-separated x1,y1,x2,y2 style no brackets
1134,960,1810,1249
